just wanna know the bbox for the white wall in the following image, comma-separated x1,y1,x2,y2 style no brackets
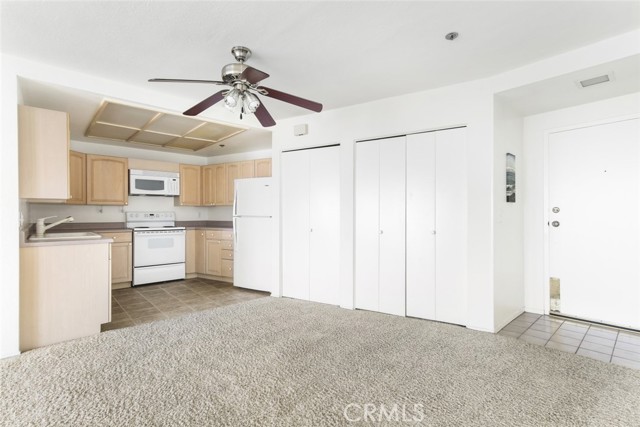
1,55,22,357
493,96,525,330
522,92,640,314
2,30,639,357
272,80,497,332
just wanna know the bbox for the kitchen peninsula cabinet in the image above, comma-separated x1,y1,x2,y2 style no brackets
179,164,202,206
18,105,70,201
87,154,128,205
67,151,87,205
20,241,111,351
100,231,132,288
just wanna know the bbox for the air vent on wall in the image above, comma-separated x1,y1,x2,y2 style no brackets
579,74,611,88
85,101,247,152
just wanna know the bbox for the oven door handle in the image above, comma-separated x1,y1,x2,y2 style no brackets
134,231,186,237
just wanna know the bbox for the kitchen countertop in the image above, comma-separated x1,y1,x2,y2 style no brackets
22,221,233,245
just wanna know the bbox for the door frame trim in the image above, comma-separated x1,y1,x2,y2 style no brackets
542,113,640,315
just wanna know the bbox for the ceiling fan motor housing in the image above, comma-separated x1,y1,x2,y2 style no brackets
221,63,249,83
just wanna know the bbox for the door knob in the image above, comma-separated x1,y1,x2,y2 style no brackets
552,221,560,227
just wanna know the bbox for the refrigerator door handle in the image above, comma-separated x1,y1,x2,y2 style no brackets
233,217,238,248
233,187,238,217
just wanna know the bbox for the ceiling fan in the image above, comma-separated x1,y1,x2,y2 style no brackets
148,46,323,127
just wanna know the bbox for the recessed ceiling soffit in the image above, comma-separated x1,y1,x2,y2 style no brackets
85,101,247,151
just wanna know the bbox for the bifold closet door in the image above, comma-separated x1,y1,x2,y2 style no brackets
406,132,436,320
378,137,406,316
282,146,341,305
354,141,380,312
355,136,406,316
405,127,467,325
434,127,467,325
309,146,340,305
281,150,311,300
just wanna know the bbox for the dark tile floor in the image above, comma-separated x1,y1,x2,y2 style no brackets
499,312,640,370
102,278,269,332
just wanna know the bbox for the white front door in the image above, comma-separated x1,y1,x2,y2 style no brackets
548,118,640,329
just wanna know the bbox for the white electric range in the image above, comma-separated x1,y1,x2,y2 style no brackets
126,211,186,286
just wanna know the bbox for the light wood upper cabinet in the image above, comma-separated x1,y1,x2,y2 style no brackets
100,232,132,285
226,160,256,204
239,160,255,179
19,105,70,201
179,164,202,206
255,158,272,177
202,165,217,206
86,154,128,205
67,151,86,205
214,164,228,205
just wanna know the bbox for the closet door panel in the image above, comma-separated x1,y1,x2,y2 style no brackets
378,137,406,316
282,150,311,300
355,142,380,311
435,127,467,325
406,132,436,320
309,146,341,305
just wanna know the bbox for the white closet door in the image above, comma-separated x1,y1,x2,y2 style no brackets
406,132,436,320
309,146,341,305
281,150,311,300
435,127,467,325
378,137,406,316
355,141,380,311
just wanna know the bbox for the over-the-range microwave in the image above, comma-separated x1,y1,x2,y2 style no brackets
129,169,180,196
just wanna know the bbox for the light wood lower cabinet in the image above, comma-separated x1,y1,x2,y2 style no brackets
186,229,197,275
100,232,132,288
20,242,111,351
205,238,222,276
187,228,233,281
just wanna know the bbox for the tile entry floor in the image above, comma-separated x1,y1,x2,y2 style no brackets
102,278,269,332
499,312,640,370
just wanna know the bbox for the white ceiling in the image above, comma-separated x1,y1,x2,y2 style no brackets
2,1,640,155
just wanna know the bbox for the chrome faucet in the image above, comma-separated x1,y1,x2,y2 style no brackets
35,216,74,237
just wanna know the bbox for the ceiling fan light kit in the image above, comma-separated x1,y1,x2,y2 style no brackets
149,46,323,127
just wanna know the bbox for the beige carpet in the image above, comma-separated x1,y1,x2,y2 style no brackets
2,297,640,426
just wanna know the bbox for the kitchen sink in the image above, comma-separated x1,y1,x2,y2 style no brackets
28,232,103,241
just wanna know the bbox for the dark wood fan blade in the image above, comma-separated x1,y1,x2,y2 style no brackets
149,78,226,85
241,66,270,84
183,90,226,116
259,86,322,112
254,100,276,127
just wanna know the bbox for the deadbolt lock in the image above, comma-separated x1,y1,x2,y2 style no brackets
552,207,560,213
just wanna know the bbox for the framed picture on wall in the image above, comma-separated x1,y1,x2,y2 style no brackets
506,153,516,203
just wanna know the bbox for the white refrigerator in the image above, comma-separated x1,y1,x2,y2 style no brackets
233,177,273,292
